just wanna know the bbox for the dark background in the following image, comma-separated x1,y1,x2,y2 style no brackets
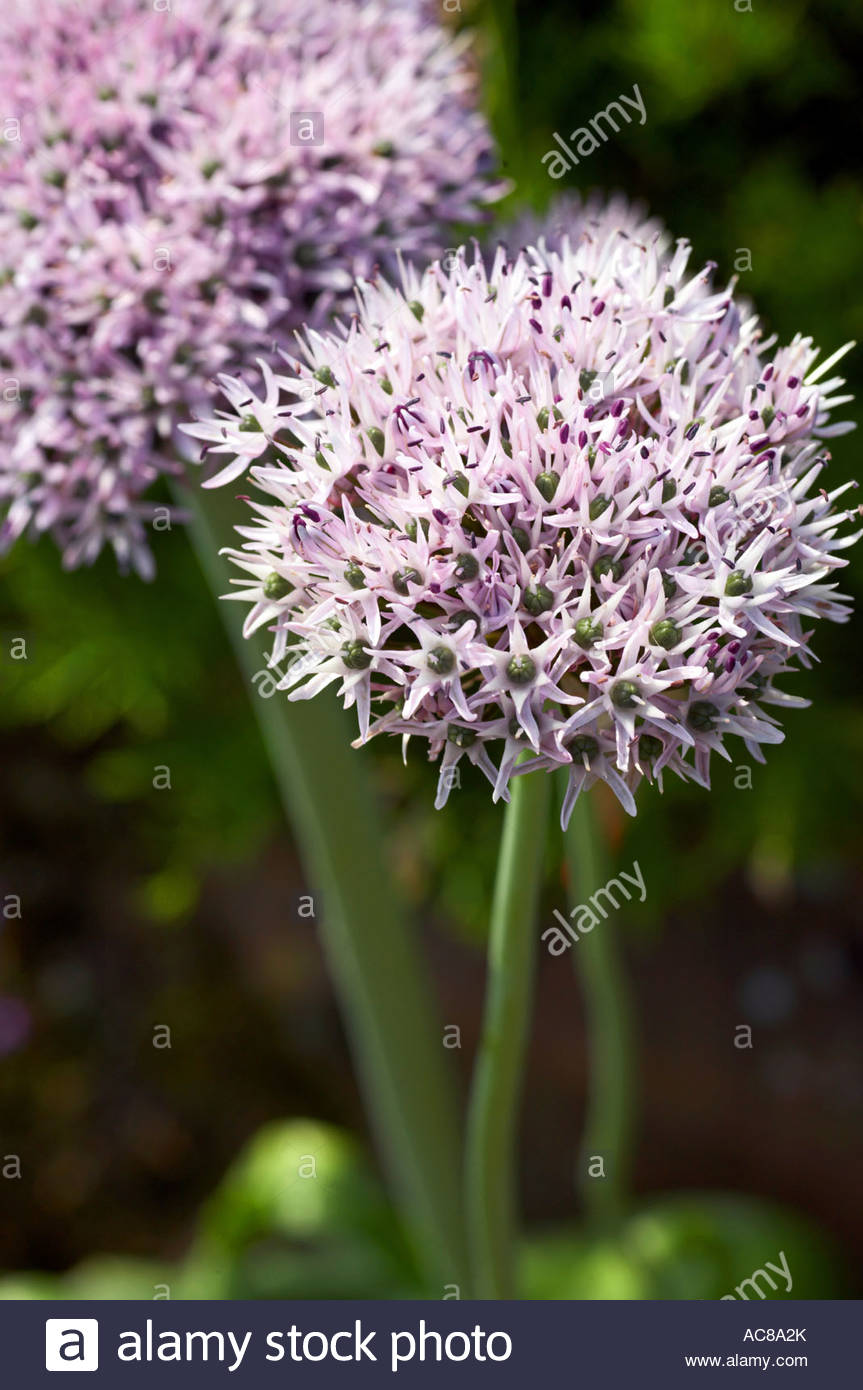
0,0,861,1298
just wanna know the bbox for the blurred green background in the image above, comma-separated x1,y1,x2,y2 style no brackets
0,0,861,1298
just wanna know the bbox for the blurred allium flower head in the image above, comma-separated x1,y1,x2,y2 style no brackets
183,197,859,822
0,0,497,577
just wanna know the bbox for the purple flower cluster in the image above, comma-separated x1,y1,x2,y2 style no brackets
183,198,859,821
0,0,497,577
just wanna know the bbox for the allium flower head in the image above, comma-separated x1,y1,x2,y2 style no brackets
184,198,859,822
0,0,497,576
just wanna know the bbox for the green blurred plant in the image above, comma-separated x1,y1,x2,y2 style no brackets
0,1120,846,1302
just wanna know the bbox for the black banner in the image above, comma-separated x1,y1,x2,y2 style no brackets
5,1298,858,1386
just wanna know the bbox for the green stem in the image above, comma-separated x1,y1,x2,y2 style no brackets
174,478,468,1292
560,783,635,1231
464,764,550,1298
481,0,520,165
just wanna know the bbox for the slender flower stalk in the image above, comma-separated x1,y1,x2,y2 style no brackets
560,781,635,1230
464,761,550,1298
177,477,469,1290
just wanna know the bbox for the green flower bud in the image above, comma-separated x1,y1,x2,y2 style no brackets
380,377,394,395
448,609,478,632
341,640,371,671
568,734,599,760
638,734,663,762
239,413,262,432
292,240,316,266
523,584,553,616
589,495,612,520
511,525,530,553
708,485,729,507
610,680,640,710
506,654,537,686
427,645,455,675
367,426,386,456
761,405,775,428
263,572,292,600
579,368,597,393
453,552,479,582
574,616,603,649
408,300,425,322
662,574,678,599
142,287,164,313
343,562,365,590
661,478,677,503
405,519,417,542
314,365,336,387
650,618,680,650
452,472,470,497
681,545,705,566
392,567,422,595
536,470,559,502
724,569,753,598
592,555,623,583
688,700,718,731
448,725,476,748
536,406,550,431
